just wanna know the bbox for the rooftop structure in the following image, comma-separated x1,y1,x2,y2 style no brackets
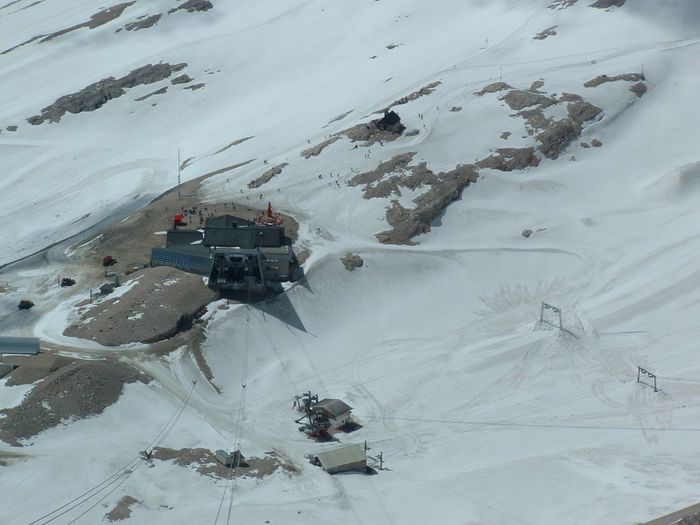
312,443,367,474
150,208,299,295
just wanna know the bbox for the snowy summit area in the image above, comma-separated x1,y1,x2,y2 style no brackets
2,0,700,523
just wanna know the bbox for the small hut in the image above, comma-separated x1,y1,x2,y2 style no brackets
310,398,353,429
374,110,405,133
312,443,367,474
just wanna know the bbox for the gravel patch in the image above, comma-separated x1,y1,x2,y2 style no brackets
151,447,297,479
64,267,217,346
0,360,146,446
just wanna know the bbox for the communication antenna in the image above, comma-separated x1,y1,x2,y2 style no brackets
177,148,181,200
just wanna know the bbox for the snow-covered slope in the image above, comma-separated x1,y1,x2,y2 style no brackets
2,0,700,523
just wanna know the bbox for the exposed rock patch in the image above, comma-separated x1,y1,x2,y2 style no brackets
151,448,297,479
27,62,186,124
591,138,603,147
248,163,288,188
328,110,353,124
3,2,135,54
630,82,647,97
500,131,512,140
477,148,540,171
64,267,217,346
549,0,577,9
475,82,513,96
105,496,140,522
214,136,254,155
567,100,602,122
584,72,644,88
501,90,557,111
376,164,478,244
589,0,625,8
6,125,17,132
184,83,205,91
536,119,580,160
171,74,193,85
449,106,463,112
0,360,146,446
350,152,416,191
134,86,168,101
123,13,161,31
534,26,558,40
391,81,441,107
301,136,340,158
341,253,364,271
168,0,214,14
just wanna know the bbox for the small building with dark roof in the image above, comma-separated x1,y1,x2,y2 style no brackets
310,398,353,429
150,213,299,295
374,110,405,133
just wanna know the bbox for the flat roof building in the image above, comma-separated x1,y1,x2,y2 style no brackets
0,337,40,356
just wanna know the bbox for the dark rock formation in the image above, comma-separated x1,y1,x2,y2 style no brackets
584,72,644,88
589,0,625,8
123,14,161,31
27,62,186,124
169,0,213,14
477,148,540,171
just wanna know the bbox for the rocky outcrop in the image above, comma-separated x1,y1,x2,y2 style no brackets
589,0,625,9
376,164,478,244
584,72,643,88
341,254,364,271
168,0,214,14
477,148,540,171
475,82,513,96
123,14,161,31
248,163,288,189
27,63,187,124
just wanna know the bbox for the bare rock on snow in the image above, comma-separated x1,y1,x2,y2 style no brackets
589,0,625,9
477,148,540,171
27,62,187,124
341,253,364,271
169,0,214,14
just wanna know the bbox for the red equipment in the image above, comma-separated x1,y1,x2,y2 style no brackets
102,255,117,267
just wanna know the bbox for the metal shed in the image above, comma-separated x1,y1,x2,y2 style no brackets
0,337,40,356
313,443,367,474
